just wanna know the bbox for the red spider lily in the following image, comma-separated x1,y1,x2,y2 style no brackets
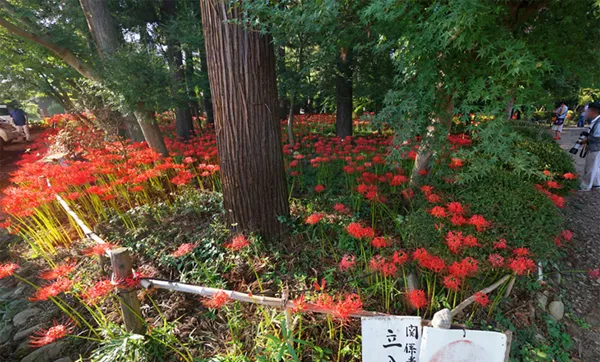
560,230,573,242
546,181,560,189
314,184,326,193
553,236,562,247
30,320,74,348
493,239,508,250
170,243,196,257
333,203,349,214
445,231,463,254
339,255,356,271
443,275,461,291
401,188,414,200
468,214,490,232
448,257,479,279
371,237,390,249
346,223,375,239
30,278,73,302
390,174,408,186
508,257,536,275
224,235,251,251
0,263,19,279
369,255,386,272
542,170,551,176
450,214,467,226
202,291,230,309
446,202,465,215
429,206,447,218
380,262,398,277
418,169,428,176
512,247,530,257
563,172,577,180
82,243,117,257
170,170,194,186
488,254,505,268
80,279,116,305
291,295,308,313
392,250,408,265
314,293,334,310
463,234,479,248
474,292,490,307
426,193,441,203
407,289,427,309
420,185,434,195
313,278,327,291
588,268,600,279
305,213,325,225
39,262,76,280
449,158,464,169
332,294,363,320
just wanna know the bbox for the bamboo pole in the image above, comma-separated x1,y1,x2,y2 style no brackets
450,274,511,318
139,278,387,318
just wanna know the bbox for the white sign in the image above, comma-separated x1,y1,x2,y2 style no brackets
419,327,508,362
361,316,422,362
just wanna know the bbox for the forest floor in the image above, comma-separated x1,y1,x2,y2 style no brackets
557,127,600,361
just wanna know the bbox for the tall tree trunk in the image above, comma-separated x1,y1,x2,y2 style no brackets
79,0,165,153
164,0,194,140
335,47,353,139
409,95,454,186
124,114,146,142
183,47,201,119
79,0,121,58
287,93,295,146
200,0,289,237
198,43,214,124
134,109,168,156
506,95,515,120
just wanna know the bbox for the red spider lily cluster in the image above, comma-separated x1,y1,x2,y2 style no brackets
29,320,74,347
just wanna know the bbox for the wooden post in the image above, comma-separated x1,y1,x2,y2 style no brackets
110,247,145,334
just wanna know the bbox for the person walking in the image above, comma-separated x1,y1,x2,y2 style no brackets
578,104,588,127
553,101,568,140
579,102,600,191
8,106,30,142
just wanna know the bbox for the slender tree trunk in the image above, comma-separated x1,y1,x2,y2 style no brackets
183,47,201,119
164,0,194,140
287,93,295,146
506,95,515,120
79,0,121,58
409,95,454,186
133,109,168,156
78,0,166,153
198,44,214,124
124,114,146,142
335,47,353,139
200,0,289,237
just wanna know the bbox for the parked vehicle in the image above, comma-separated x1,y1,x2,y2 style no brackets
0,105,22,156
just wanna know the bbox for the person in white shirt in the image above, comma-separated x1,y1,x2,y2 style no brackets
553,101,568,140
579,102,600,191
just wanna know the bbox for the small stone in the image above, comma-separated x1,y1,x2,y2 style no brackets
3,300,30,321
536,293,548,311
431,308,452,329
14,324,42,341
405,273,420,291
13,308,41,328
549,301,565,321
551,272,562,285
0,323,15,343
54,358,72,362
21,341,64,362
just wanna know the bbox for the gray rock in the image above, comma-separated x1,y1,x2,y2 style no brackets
551,272,562,285
536,293,548,311
13,308,41,328
3,300,30,321
53,358,72,362
430,308,452,329
0,323,15,343
21,342,64,362
16,339,34,358
14,324,42,341
12,284,28,298
549,300,565,321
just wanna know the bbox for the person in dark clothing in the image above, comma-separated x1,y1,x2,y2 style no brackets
8,107,29,141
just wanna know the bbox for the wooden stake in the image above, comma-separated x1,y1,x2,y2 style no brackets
110,247,145,334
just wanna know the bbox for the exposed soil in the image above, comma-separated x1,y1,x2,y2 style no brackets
557,127,600,361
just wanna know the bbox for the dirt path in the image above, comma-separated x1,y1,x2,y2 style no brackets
556,127,600,361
